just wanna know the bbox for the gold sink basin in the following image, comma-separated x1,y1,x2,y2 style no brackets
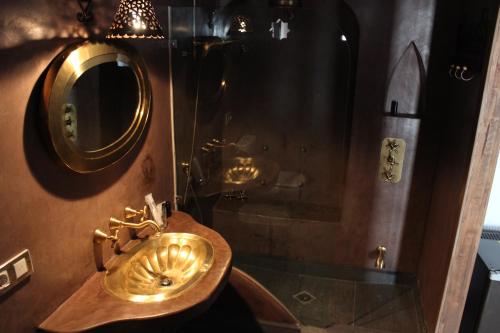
223,157,279,189
104,233,214,303
225,164,261,185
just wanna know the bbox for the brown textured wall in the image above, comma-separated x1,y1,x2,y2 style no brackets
302,0,437,272
0,1,174,333
416,0,499,331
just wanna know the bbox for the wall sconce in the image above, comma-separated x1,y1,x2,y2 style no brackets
76,0,93,23
106,0,165,39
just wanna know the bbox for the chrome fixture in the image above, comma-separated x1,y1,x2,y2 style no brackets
375,246,386,270
107,0,165,39
449,64,474,82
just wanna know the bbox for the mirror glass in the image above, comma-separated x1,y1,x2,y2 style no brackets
42,42,151,173
65,61,139,151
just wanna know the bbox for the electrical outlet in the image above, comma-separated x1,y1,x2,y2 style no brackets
0,249,33,295
0,270,10,291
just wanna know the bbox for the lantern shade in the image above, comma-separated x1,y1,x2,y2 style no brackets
107,0,165,39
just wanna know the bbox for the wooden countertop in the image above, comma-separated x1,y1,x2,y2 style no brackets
39,212,232,333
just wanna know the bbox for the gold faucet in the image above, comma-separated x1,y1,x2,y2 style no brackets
94,210,162,249
123,206,152,239
108,217,161,236
124,206,148,221
375,245,387,270
93,206,162,271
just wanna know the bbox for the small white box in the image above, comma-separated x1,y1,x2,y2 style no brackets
13,258,29,278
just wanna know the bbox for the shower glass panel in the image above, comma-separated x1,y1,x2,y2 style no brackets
173,0,357,222
168,0,421,329
211,2,356,225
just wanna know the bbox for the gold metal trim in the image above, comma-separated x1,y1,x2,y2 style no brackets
103,233,215,303
375,245,386,270
378,138,406,183
41,41,151,173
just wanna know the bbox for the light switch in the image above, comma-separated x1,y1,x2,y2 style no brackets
13,258,29,278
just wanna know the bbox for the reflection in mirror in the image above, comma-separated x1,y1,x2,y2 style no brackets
42,41,151,173
66,61,139,151
174,0,359,224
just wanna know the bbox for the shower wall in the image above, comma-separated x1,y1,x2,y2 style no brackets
171,0,438,273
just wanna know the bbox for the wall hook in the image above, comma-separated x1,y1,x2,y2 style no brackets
449,64,455,78
461,66,474,81
454,65,462,80
449,64,475,82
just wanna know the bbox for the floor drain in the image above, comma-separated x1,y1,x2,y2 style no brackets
293,290,317,305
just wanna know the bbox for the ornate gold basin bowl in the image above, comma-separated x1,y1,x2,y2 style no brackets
104,233,214,303
225,164,261,185
222,157,279,189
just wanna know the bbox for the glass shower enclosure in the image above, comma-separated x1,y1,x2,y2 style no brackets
167,0,394,328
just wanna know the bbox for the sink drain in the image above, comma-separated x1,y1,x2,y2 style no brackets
159,277,173,287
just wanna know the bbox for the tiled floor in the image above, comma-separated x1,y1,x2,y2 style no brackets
236,262,425,333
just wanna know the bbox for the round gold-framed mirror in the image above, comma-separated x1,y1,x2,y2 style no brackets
41,41,151,173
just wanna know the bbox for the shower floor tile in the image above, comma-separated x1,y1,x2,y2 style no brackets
235,261,425,333
353,283,422,333
237,263,355,327
302,325,400,333
291,275,354,327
